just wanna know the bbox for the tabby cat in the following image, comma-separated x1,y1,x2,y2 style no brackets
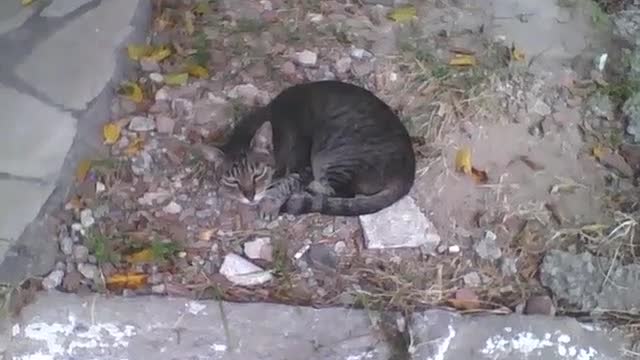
199,80,416,220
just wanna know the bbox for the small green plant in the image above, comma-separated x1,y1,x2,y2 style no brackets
150,240,179,261
234,18,265,33
190,31,210,66
85,229,120,264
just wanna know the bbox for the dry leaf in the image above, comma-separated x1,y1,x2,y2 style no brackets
448,288,481,310
186,64,209,79
127,44,152,61
449,54,476,66
147,47,172,62
198,229,214,241
184,11,195,35
126,248,154,263
471,167,489,184
102,122,121,145
106,273,148,290
455,147,472,174
21,0,34,5
164,72,189,86
387,6,417,22
75,159,92,182
117,81,144,103
511,44,525,62
125,137,144,156
592,144,609,160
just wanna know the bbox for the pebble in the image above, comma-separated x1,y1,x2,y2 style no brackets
80,209,94,228
62,271,83,292
60,236,73,256
524,295,556,316
280,61,297,75
474,230,502,260
243,237,273,261
334,241,347,254
95,182,106,194
78,263,98,280
368,5,387,25
163,201,182,215
151,284,166,294
448,245,461,254
219,253,273,286
463,272,482,287
335,57,352,74
295,50,318,66
131,152,153,176
306,244,338,270
227,84,267,106
350,47,373,60
72,245,89,263
352,61,374,77
42,270,64,290
149,73,164,83
532,99,552,116
155,87,170,101
140,58,161,72
598,151,635,178
128,116,156,132
155,115,175,134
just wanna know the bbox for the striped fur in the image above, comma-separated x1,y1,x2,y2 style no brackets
215,80,415,218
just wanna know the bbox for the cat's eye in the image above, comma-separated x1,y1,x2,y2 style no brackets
253,167,268,180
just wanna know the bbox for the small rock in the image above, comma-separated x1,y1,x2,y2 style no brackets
335,57,352,74
620,143,640,172
72,245,89,263
463,272,482,287
524,295,556,316
474,230,502,260
243,237,273,262
624,92,640,143
280,61,297,75
306,244,338,270
155,115,175,134
163,201,182,214
448,245,461,254
128,116,156,132
95,182,106,194
140,57,161,72
368,5,387,25
155,87,170,101
598,151,634,178
295,50,318,66
350,47,373,60
151,284,166,294
352,61,374,77
42,270,64,290
500,257,518,277
227,84,268,106
62,271,83,292
194,95,233,125
532,99,551,116
219,253,273,286
80,209,94,228
588,92,614,121
149,73,164,83
60,236,73,256
306,13,323,22
78,263,98,280
131,151,153,176
334,241,347,254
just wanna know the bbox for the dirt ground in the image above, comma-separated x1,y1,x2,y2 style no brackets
21,0,640,329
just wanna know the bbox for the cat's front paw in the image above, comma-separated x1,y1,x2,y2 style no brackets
258,197,282,222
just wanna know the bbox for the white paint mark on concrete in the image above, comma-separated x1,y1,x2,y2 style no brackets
428,325,456,360
211,343,228,352
481,331,601,359
504,327,512,333
346,351,375,360
186,301,207,315
13,323,20,336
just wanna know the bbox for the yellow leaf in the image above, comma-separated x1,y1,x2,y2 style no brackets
449,54,477,66
21,0,34,5
193,1,211,16
164,72,189,86
127,44,152,61
592,144,609,160
125,137,145,156
511,47,525,62
186,64,209,79
184,11,195,35
146,47,172,62
117,81,144,103
455,147,473,175
388,6,417,23
103,122,121,145
106,273,148,290
75,159,92,182
125,249,154,263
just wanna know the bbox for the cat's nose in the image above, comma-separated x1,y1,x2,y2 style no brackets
243,189,255,201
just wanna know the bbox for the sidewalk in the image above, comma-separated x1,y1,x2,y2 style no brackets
0,0,149,283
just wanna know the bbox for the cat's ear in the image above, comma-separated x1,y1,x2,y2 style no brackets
195,144,225,167
250,121,273,154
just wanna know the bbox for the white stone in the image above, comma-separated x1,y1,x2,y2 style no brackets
448,245,461,254
295,50,318,66
15,0,143,110
155,115,175,134
0,86,77,179
80,209,94,228
95,182,106,194
0,179,56,241
155,87,170,101
128,116,156,132
163,201,182,215
72,245,89,263
227,84,268,106
42,0,93,17
60,237,73,256
138,191,171,206
335,57,352,74
350,47,373,60
78,263,98,280
359,196,441,251
219,253,273,286
149,73,164,83
334,241,347,254
243,237,273,261
42,270,64,290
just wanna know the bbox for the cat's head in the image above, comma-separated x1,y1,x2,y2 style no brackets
198,122,275,205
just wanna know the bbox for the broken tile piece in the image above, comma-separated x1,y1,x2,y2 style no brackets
359,196,440,252
219,253,273,286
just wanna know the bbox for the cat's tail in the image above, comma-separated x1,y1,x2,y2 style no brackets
282,182,411,216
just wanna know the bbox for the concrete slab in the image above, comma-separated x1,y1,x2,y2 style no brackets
359,195,441,251
410,310,625,360
0,179,55,242
0,1,35,35
0,240,10,261
0,85,76,179
42,0,94,18
7,293,392,360
15,0,143,111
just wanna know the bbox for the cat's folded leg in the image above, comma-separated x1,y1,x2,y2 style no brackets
258,172,308,221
